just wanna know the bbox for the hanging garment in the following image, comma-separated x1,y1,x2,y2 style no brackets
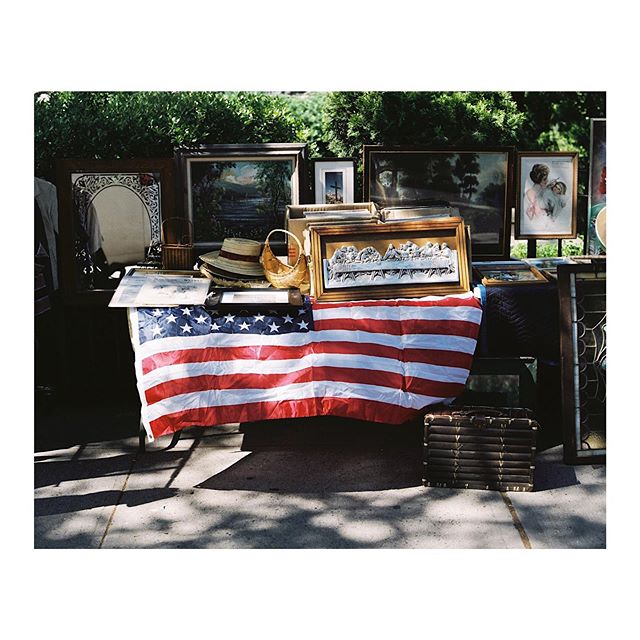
34,177,59,289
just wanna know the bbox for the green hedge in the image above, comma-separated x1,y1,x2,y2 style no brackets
35,90,605,192
34,91,304,182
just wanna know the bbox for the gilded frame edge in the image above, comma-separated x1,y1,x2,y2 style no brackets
309,217,470,303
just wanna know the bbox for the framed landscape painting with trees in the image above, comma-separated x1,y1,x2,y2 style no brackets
175,143,307,250
363,146,514,260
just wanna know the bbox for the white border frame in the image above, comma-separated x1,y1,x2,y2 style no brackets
313,159,355,205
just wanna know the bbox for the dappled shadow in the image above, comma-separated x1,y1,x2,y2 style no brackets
35,487,179,516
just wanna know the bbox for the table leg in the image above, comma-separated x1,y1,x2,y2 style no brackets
138,417,146,453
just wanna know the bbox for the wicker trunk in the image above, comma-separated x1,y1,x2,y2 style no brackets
423,406,539,492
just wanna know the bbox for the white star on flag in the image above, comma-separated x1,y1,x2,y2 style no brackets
152,309,162,317
297,320,309,330
196,315,208,324
298,308,307,315
152,324,162,336
224,314,236,324
253,313,265,323
283,314,293,323
211,323,220,331
166,313,177,324
238,321,250,331
181,323,193,334
268,322,280,333
182,308,192,316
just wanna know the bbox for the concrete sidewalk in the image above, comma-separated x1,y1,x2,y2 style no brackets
34,409,606,549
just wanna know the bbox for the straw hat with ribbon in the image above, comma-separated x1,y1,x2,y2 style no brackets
199,238,267,283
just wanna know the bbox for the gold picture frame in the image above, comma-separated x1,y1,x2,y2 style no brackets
473,261,548,286
309,217,470,302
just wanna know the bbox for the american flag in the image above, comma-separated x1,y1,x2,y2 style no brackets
129,293,483,441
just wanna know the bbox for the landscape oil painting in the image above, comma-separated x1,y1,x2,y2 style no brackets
176,144,306,248
187,158,294,244
363,147,513,259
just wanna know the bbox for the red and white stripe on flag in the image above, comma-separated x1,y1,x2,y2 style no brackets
129,292,483,441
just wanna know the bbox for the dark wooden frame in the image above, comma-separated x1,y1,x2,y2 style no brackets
362,145,515,261
57,158,176,306
311,157,356,205
174,143,308,252
309,217,470,302
558,260,606,464
514,151,579,240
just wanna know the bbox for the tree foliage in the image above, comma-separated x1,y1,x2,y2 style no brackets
35,90,605,196
34,91,303,182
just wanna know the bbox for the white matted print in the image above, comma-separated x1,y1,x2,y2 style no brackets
515,153,578,239
313,159,355,205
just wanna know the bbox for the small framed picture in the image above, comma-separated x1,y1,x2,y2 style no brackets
312,158,356,205
515,152,578,239
523,256,575,280
309,217,470,302
473,261,548,286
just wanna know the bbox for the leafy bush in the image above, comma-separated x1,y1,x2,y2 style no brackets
510,237,584,258
322,91,526,157
34,91,304,183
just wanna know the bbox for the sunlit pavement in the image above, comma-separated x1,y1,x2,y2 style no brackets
34,415,605,549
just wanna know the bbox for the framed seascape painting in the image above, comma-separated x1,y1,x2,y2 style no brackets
309,217,470,302
175,143,307,249
312,158,356,205
362,146,514,260
587,119,606,254
515,152,578,240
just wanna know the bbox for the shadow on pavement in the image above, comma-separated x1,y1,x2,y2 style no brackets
35,487,179,516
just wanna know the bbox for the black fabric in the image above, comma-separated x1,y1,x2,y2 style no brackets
476,282,560,360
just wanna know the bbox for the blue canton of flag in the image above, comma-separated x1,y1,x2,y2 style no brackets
136,296,314,345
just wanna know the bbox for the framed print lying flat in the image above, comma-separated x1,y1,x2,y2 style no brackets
363,146,514,260
473,261,548,286
309,217,470,302
175,143,307,250
515,152,578,240
312,158,356,205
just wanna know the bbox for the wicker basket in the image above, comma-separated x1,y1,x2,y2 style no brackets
162,218,194,270
260,229,309,289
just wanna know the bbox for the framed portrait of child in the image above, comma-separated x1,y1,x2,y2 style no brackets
514,152,578,240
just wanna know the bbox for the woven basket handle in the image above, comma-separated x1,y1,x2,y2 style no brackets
264,228,304,259
162,217,193,244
